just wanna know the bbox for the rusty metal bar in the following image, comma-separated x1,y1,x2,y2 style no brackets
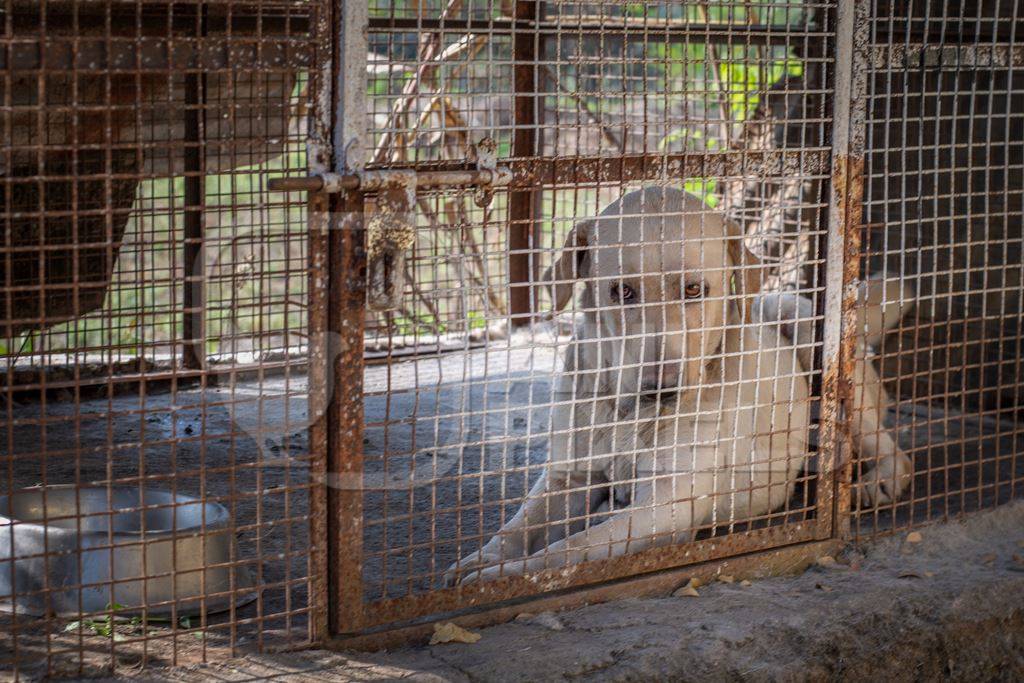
306,0,334,647
329,538,843,652
267,168,511,194
270,150,827,193
507,0,540,328
357,522,820,631
444,150,826,186
327,0,368,638
816,0,869,540
872,43,1024,69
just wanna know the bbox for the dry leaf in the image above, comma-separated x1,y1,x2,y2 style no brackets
816,556,837,568
1012,554,1024,565
905,531,923,544
980,553,997,565
816,583,833,593
687,577,702,589
718,574,735,584
740,579,752,587
673,578,701,598
430,622,481,645
924,571,935,578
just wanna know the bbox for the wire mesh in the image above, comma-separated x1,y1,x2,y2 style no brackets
355,0,837,629
851,0,1024,537
7,0,1024,666
1,0,324,676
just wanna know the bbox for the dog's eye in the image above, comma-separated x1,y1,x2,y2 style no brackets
684,282,705,299
610,283,635,303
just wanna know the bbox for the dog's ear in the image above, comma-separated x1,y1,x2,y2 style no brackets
724,218,763,324
545,219,593,311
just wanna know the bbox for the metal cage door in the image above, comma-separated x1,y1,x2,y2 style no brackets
294,0,868,642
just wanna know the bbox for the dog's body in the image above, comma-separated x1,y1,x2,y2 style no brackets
446,187,912,584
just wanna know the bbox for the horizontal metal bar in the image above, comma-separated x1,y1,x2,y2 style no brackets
509,149,830,187
871,43,1024,70
328,539,842,651
0,37,312,72
367,16,823,44
267,167,511,193
353,522,820,632
873,20,1022,44
0,357,306,396
273,150,830,193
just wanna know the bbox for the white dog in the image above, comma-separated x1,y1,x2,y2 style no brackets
445,186,911,585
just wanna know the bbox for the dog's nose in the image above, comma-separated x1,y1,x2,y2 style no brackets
641,367,680,394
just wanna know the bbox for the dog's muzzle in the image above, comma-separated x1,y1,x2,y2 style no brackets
640,365,681,401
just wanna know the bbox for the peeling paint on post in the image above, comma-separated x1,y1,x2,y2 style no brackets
817,0,869,541
306,0,334,647
327,0,368,636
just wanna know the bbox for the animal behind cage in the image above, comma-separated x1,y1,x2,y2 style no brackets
349,0,838,630
3,0,1024,674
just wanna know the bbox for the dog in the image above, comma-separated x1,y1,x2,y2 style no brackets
445,186,912,585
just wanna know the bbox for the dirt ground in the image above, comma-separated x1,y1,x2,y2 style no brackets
101,500,1024,682
3,334,1024,677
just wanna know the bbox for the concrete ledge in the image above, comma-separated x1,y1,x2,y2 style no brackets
133,502,1024,682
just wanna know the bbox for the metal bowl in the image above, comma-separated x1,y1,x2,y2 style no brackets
0,486,254,617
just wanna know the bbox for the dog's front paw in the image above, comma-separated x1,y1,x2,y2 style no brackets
857,449,913,507
443,549,501,587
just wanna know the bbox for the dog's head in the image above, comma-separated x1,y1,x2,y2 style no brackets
547,186,761,403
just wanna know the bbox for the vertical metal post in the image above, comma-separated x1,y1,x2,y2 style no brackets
816,0,869,540
326,0,368,636
306,0,333,646
182,8,207,371
507,0,539,327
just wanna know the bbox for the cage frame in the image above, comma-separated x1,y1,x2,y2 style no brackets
313,0,868,641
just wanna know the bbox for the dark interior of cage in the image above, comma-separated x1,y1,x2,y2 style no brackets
861,59,1024,535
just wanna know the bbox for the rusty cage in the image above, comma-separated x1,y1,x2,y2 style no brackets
2,0,1023,676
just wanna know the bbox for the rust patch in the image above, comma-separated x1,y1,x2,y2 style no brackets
328,190,369,634
353,523,819,632
327,539,843,651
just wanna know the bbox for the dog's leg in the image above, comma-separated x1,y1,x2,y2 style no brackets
757,288,911,505
471,475,713,580
444,469,606,585
849,339,912,506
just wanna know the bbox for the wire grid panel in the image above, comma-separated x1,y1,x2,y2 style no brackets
355,1,837,629
849,0,1024,538
0,1,326,676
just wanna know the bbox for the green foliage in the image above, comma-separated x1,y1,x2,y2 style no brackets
393,313,446,337
64,603,203,641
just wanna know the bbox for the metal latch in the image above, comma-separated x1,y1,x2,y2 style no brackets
268,138,510,311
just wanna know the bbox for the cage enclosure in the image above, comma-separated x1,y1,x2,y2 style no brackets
2,0,1024,677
